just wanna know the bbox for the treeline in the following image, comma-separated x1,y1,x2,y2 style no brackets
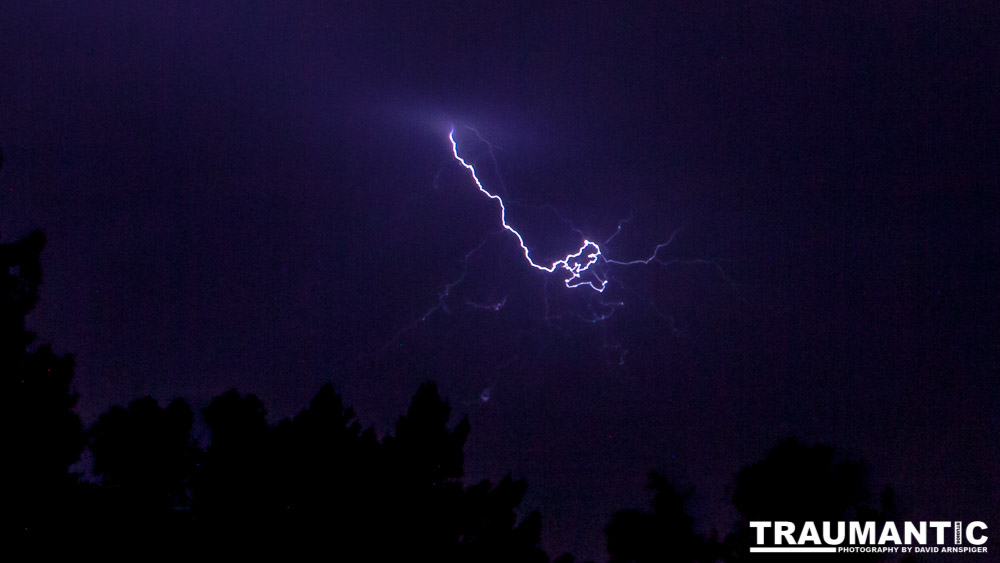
7,230,904,562
86,382,549,561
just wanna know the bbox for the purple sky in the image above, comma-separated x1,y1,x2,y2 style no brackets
3,3,998,559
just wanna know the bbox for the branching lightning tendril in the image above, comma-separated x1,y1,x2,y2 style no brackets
448,126,676,293
379,125,725,390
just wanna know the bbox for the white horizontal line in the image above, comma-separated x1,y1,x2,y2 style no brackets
750,547,838,553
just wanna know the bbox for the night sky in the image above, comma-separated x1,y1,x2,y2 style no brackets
2,2,998,559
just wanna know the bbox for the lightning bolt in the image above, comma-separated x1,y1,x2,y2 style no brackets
385,127,699,345
372,125,731,388
448,127,610,292
448,125,682,293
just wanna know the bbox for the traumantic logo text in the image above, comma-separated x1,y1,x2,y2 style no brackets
749,521,989,555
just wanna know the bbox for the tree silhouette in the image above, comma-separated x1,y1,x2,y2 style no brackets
373,381,549,562
722,438,893,562
603,440,903,563
385,380,471,486
4,231,85,543
90,397,196,509
458,474,551,563
376,381,471,559
190,389,270,540
265,382,380,556
0,228,641,561
87,396,197,546
605,471,715,563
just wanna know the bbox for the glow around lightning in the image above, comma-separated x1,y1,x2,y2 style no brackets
448,126,677,293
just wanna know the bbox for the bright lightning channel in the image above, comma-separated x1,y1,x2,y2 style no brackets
448,126,677,293
382,126,691,357
449,127,607,291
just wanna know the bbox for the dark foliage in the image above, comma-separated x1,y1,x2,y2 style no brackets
605,472,716,563
6,232,904,562
721,438,896,562
2,229,550,559
81,379,548,561
4,231,85,545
